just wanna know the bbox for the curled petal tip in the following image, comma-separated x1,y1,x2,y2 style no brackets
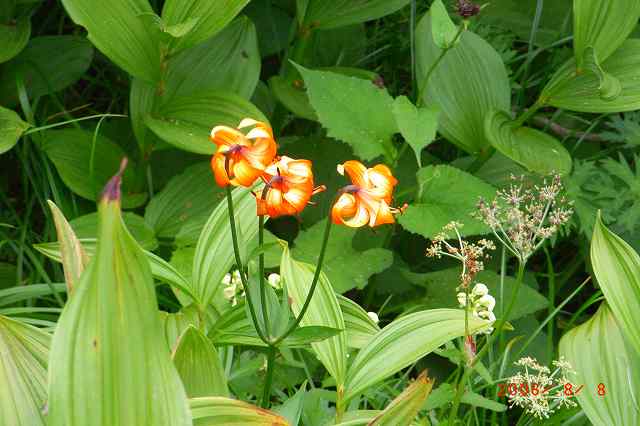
101,157,128,202
238,117,259,128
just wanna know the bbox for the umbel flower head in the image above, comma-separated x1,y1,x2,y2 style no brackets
257,156,325,218
210,118,277,187
331,160,407,228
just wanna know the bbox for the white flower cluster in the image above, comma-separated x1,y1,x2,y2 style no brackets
457,283,496,333
222,271,283,306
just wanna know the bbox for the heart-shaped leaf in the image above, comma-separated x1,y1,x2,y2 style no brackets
392,96,439,167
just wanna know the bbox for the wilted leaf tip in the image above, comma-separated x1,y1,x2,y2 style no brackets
101,157,128,202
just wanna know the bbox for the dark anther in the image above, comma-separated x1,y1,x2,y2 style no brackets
456,0,481,18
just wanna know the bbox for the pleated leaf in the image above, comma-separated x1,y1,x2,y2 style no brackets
280,244,348,389
172,326,229,398
47,174,191,426
159,306,201,352
590,212,640,355
0,105,29,154
573,0,640,70
338,294,380,349
559,303,640,426
0,315,50,426
46,200,89,294
416,11,510,153
190,397,290,425
344,309,491,402
430,0,458,49
541,39,640,113
369,370,434,426
484,109,572,175
161,0,249,54
299,0,411,29
192,186,259,308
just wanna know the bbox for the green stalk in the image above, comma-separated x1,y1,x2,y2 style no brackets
261,345,277,408
258,211,271,338
272,211,333,345
449,261,526,421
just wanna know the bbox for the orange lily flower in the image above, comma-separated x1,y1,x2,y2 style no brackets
210,118,277,187
257,156,325,218
331,160,406,227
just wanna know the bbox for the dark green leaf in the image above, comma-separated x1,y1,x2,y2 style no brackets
0,15,29,63
0,105,29,154
299,0,411,29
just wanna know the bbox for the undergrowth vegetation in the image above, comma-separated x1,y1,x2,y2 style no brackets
1,1,640,425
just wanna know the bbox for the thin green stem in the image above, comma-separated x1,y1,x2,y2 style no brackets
272,211,333,345
258,213,271,337
261,346,277,408
449,261,526,421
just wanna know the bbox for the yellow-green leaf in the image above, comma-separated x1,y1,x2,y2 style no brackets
190,397,290,425
430,0,458,49
338,294,380,349
0,105,29,154
47,174,191,425
560,303,640,426
369,371,434,425
590,212,640,354
0,315,50,426
392,96,439,167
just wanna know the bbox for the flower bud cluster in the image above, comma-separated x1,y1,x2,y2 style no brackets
222,271,282,306
457,283,496,333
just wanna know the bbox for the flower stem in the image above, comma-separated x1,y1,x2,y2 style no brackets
258,213,271,338
224,184,269,344
448,261,526,421
261,345,277,408
272,211,334,345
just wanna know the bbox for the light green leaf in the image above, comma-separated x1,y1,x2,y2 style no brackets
161,0,250,54
293,221,393,294
484,109,572,175
295,64,397,161
60,0,160,82
0,315,50,426
582,46,622,101
398,165,497,239
392,96,439,167
338,294,380,349
189,397,290,425
159,306,201,352
416,12,511,153
369,371,434,425
46,200,89,294
430,0,458,49
0,284,67,308
144,91,266,154
145,162,224,240
299,0,411,29
281,244,348,388
192,186,259,308
344,309,492,402
573,0,640,69
40,129,147,208
172,326,228,398
47,181,191,425
591,212,640,355
0,105,29,154
0,36,93,107
560,303,640,426
0,15,30,63
541,39,640,113
163,17,200,39
70,211,158,251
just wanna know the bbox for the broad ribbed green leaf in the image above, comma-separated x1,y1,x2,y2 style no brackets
416,12,510,153
280,244,348,388
430,0,458,49
47,201,88,294
295,64,397,161
293,221,393,294
70,211,158,250
40,129,147,208
541,39,640,113
344,309,491,402
190,397,290,425
591,213,640,354
0,105,29,154
560,304,640,426
369,371,434,426
299,0,411,29
0,284,66,308
581,46,621,101
0,315,50,426
172,326,229,398
338,295,380,349
47,180,191,425
0,15,29,63
145,91,266,154
0,36,93,107
392,96,439,167
60,0,160,82
161,0,249,54
398,165,497,239
573,0,640,70
145,162,224,240
484,109,572,175
159,306,201,352
192,186,259,308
